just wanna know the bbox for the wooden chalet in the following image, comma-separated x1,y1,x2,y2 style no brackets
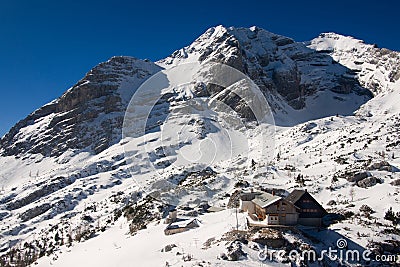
285,189,327,226
240,191,298,226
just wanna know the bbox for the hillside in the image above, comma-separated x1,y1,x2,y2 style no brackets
0,26,399,267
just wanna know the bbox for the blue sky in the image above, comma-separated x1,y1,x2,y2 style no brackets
0,0,398,137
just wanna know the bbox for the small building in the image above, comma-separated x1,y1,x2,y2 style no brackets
285,189,327,227
164,218,200,235
207,206,225,213
164,209,178,224
198,201,211,212
240,191,298,226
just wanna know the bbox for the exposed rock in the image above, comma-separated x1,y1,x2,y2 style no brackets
123,196,167,235
357,176,382,188
6,176,75,210
234,180,250,188
0,57,161,157
163,26,372,114
272,67,301,103
331,76,357,94
390,179,400,186
0,26,377,160
251,229,286,248
19,203,51,222
0,211,10,220
220,241,247,261
367,161,398,172
81,215,94,222
359,204,374,214
301,122,317,132
310,32,400,95
161,244,177,252
327,200,337,206
368,240,400,254
176,167,217,188
347,171,369,183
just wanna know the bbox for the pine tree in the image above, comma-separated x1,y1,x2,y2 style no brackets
384,207,396,224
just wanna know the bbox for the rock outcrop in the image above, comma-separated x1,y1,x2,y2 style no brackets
0,57,161,157
3,26,397,159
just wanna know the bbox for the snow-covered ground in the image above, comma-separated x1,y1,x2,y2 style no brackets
35,210,258,267
1,26,400,266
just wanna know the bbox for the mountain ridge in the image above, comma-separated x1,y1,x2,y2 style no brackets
2,25,394,159
0,25,399,267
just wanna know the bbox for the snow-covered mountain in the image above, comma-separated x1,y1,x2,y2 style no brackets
0,57,161,158
309,32,400,95
160,26,373,125
0,26,399,267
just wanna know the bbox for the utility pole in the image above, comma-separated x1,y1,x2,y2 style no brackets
193,238,199,248
235,206,239,231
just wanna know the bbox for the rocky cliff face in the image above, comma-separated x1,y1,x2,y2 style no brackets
0,57,161,157
308,32,400,94
161,26,372,112
0,26,400,266
2,26,398,159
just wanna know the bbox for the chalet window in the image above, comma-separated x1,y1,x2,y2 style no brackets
302,208,318,213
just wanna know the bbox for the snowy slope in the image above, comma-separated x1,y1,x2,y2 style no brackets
0,26,400,267
160,26,373,126
308,32,400,95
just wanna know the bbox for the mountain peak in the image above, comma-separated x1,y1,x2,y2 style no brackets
2,26,383,159
308,31,400,95
309,32,372,52
1,26,400,267
0,56,161,157
161,25,371,121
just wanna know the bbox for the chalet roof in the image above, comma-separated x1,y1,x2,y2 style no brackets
207,206,225,213
252,192,281,208
166,218,200,230
285,189,307,204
